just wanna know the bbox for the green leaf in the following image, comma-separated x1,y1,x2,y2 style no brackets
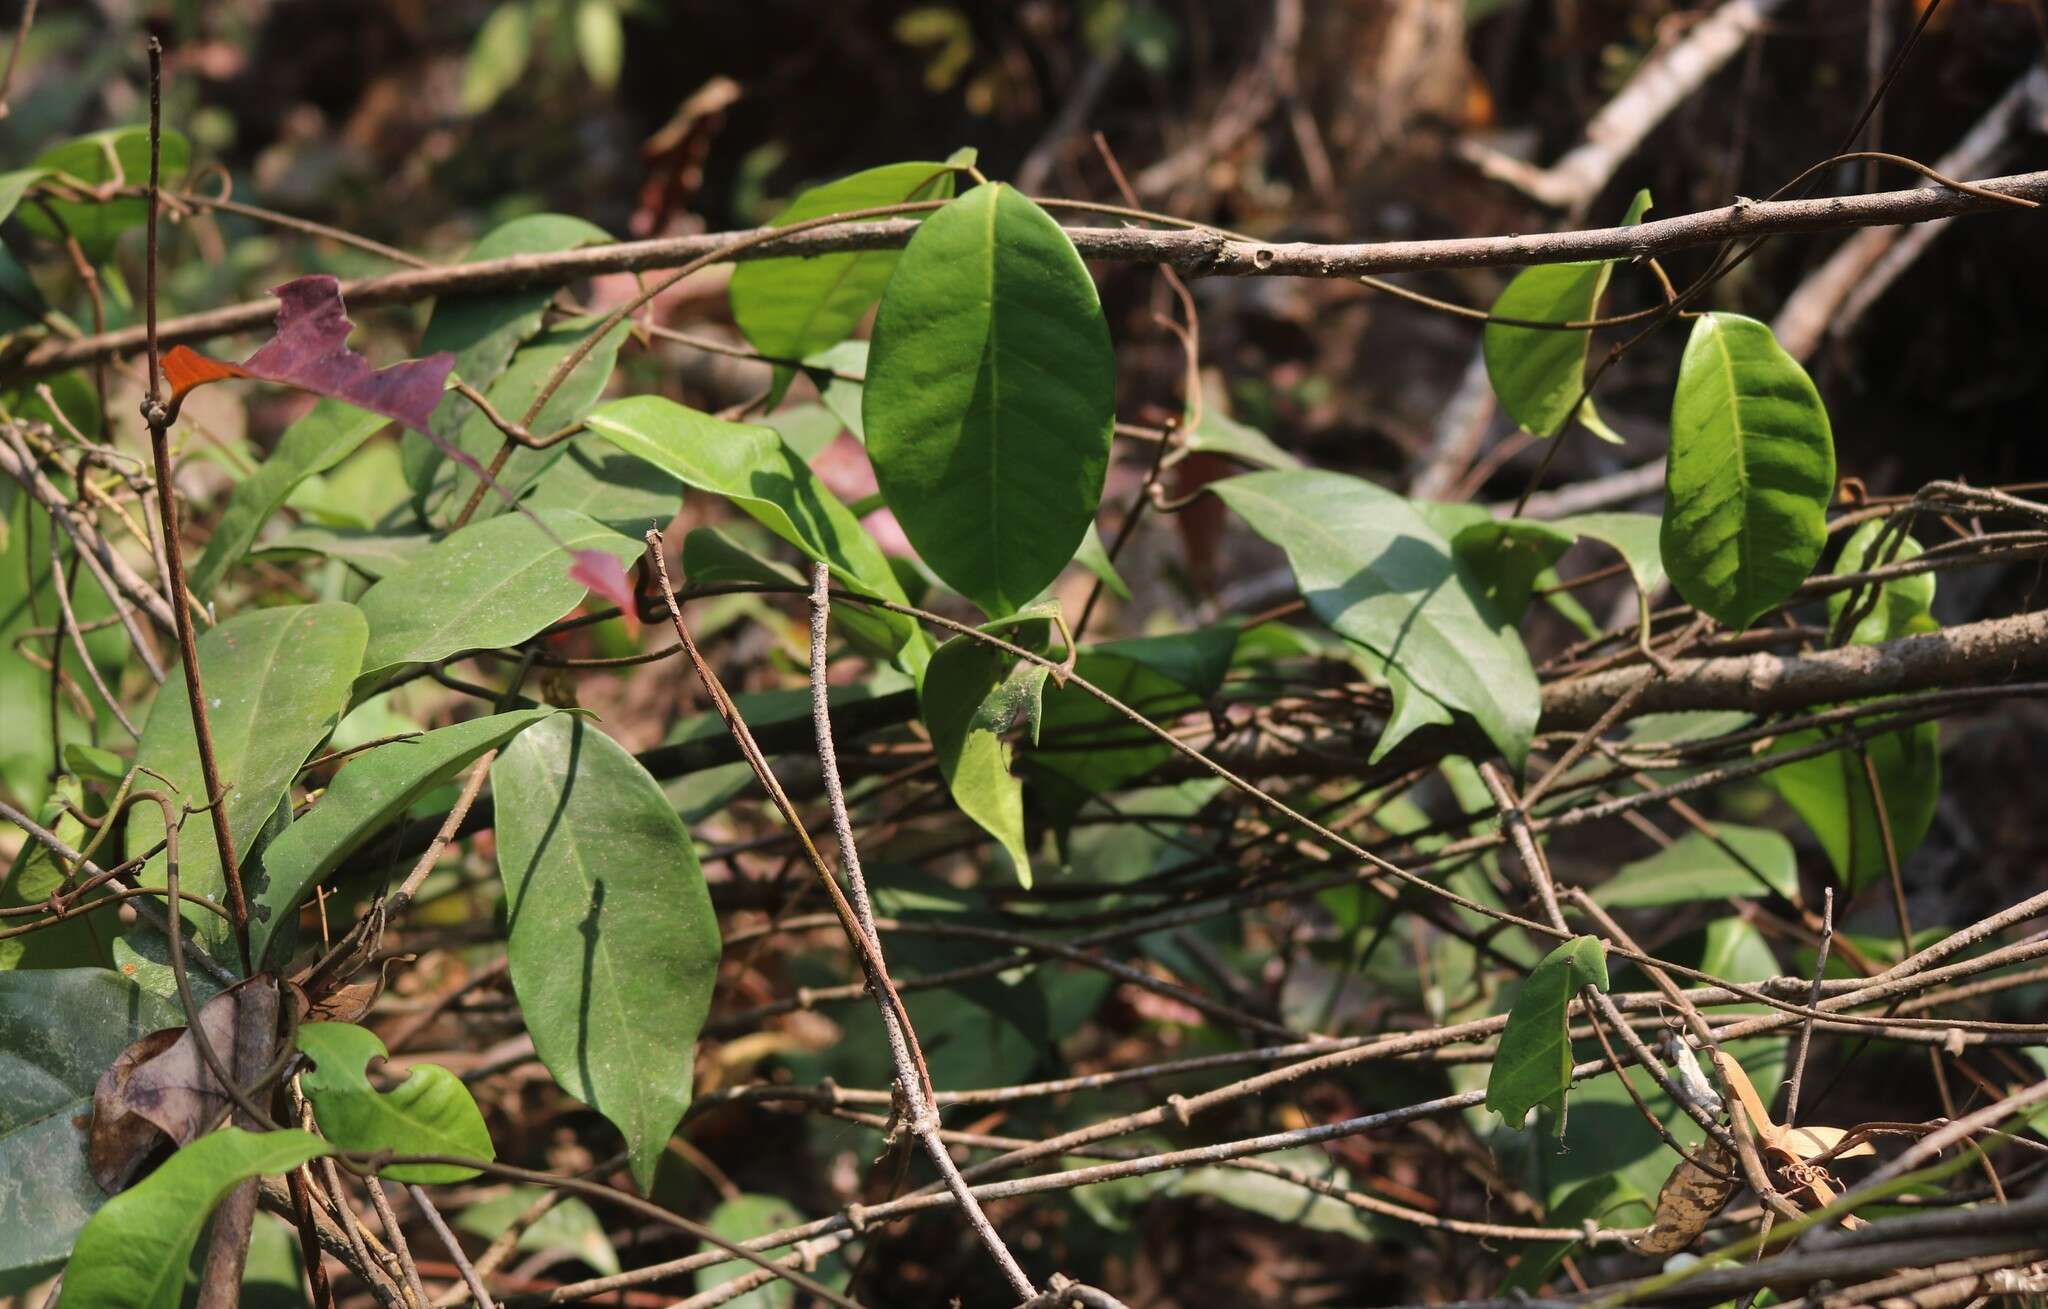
296,1022,492,1183
574,0,624,87
126,604,367,962
1593,826,1799,907
439,315,632,523
1031,628,1237,806
1481,191,1647,443
0,970,182,1292
583,396,924,667
730,162,958,364
249,709,560,966
0,169,47,228
1172,1149,1388,1244
1212,469,1540,769
864,183,1116,616
921,637,1045,886
1827,520,1935,644
408,214,614,507
57,1129,329,1309
189,400,391,598
461,2,533,113
1451,519,1575,618
22,127,191,258
456,1188,619,1277
1181,381,1299,469
1662,313,1835,629
1765,722,1939,894
1486,936,1608,1132
523,438,683,537
691,1194,804,1309
1071,521,1131,601
493,716,721,1192
0,785,113,970
1553,511,1667,599
355,509,639,683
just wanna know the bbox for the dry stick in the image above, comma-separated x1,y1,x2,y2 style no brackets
1782,888,1834,1127
363,1176,430,1309
804,562,1036,1299
642,532,1030,1298
44,515,138,734
16,168,2048,382
408,1186,495,1309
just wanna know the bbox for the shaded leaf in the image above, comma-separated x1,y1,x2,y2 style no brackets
355,510,638,683
1766,723,1939,894
0,783,113,971
523,439,683,537
1827,519,1935,645
1662,313,1835,629
921,637,1045,886
249,710,560,966
865,183,1116,616
493,716,721,1192
1486,936,1607,1131
462,2,533,113
1213,469,1539,769
297,1022,491,1183
456,1188,619,1277
1181,381,1299,469
0,970,182,1292
57,1129,329,1309
126,604,367,962
189,400,391,598
1553,512,1667,600
731,162,957,364
1451,519,1575,618
691,1195,804,1309
22,127,191,258
1031,627,1237,806
1593,826,1799,907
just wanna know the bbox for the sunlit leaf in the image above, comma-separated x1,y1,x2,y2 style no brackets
297,1022,491,1182
1486,936,1607,1132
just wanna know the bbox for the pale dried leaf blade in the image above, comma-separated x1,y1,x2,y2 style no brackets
1634,1137,1738,1255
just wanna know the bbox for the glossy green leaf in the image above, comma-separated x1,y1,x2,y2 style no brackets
493,716,721,1192
1486,936,1608,1132
297,1022,492,1183
1593,826,1799,907
0,970,181,1291
1213,469,1540,769
355,509,639,682
1662,313,1835,629
921,637,1045,886
456,1188,619,1277
1766,722,1939,894
249,709,560,966
126,604,367,962
1827,520,1935,644
731,162,957,364
22,127,191,257
583,396,924,666
57,1129,329,1309
865,183,1116,616
190,400,391,598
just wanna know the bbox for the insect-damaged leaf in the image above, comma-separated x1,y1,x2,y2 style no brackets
296,1022,492,1183
1486,936,1607,1132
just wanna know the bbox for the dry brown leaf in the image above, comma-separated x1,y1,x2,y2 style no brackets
1636,1136,1739,1255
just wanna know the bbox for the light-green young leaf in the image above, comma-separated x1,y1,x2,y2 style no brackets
1593,826,1799,907
297,1022,492,1183
492,716,721,1192
1486,936,1608,1132
1662,313,1835,629
865,183,1116,616
57,1129,330,1309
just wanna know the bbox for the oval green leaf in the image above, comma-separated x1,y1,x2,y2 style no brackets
126,604,368,962
921,636,1044,886
1486,935,1608,1133
864,183,1116,616
1593,826,1798,907
58,1128,329,1309
1212,469,1540,770
492,715,722,1192
355,509,639,682
297,1022,492,1183
1662,313,1835,630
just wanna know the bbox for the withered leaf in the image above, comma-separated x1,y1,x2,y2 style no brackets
1635,1137,1738,1255
87,976,278,1192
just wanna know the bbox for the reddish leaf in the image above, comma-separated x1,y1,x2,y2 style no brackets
163,275,452,431
569,549,636,618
